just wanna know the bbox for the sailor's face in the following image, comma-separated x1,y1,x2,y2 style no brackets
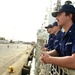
47,28,52,33
56,12,68,27
52,26,58,34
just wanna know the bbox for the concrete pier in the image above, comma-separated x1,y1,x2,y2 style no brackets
0,44,33,75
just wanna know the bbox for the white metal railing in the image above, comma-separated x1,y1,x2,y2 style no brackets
35,39,75,75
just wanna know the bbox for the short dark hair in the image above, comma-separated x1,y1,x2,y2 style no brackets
65,12,75,23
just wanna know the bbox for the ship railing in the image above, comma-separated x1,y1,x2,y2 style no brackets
47,64,75,75
35,43,75,75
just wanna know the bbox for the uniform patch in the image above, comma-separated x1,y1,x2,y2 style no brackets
54,40,58,42
65,42,72,45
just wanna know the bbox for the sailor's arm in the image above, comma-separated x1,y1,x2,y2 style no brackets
47,49,59,56
41,53,75,69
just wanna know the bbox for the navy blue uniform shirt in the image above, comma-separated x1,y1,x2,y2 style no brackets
45,34,56,50
54,30,63,49
56,24,75,56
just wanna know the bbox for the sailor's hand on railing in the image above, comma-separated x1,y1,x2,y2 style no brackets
40,52,51,64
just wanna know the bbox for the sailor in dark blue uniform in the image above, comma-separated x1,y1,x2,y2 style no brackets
52,21,63,50
45,33,55,50
43,22,63,51
41,4,75,69
42,24,55,51
56,24,75,56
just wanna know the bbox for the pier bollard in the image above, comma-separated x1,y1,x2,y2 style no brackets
8,66,14,73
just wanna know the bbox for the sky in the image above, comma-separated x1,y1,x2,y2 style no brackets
0,0,75,42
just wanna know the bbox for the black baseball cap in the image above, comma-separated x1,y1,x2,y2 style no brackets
52,4,75,17
45,24,53,29
52,21,58,27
